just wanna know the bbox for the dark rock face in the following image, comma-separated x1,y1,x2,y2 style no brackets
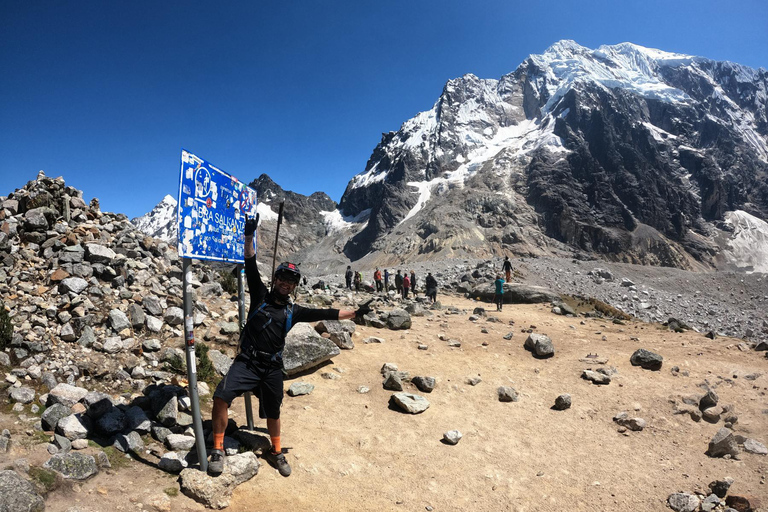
331,41,768,269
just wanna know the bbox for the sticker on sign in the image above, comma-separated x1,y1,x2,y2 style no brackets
177,149,258,262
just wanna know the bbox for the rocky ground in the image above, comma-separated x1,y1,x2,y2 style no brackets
1,173,767,512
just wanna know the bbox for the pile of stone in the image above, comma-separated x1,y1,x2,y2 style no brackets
668,477,763,512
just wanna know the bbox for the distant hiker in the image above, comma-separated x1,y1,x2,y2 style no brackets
208,216,368,478
410,270,417,296
502,256,513,282
402,272,411,299
395,270,403,296
374,268,383,292
494,274,505,312
384,269,390,291
354,271,362,292
345,266,353,290
425,272,438,303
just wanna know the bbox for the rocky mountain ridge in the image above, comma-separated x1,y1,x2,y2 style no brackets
131,41,768,275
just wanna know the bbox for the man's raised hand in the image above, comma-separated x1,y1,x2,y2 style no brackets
245,214,259,237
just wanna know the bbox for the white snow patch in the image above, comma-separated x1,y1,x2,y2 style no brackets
320,208,371,234
642,122,678,142
722,210,768,273
256,202,279,221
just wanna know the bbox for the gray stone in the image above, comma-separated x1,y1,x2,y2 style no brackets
707,428,740,458
383,373,404,391
701,494,721,512
54,433,72,453
108,309,131,332
82,391,114,420
385,308,412,330
97,408,127,435
159,451,189,473
102,336,124,354
630,348,663,370
60,277,89,294
412,376,436,393
668,492,700,512
315,319,356,336
143,338,162,352
164,307,184,326
128,303,145,329
743,438,767,455
363,336,385,344
84,243,116,264
152,389,179,427
44,452,99,480
390,393,430,414
470,284,558,304
10,386,35,404
443,430,462,445
145,315,163,332
179,452,260,509
56,413,91,440
48,383,89,407
113,431,144,453
41,403,72,431
283,323,340,376
166,433,196,451
208,350,233,376
582,370,611,385
329,331,354,350
613,412,646,431
219,322,240,335
287,382,315,397
553,394,572,410
77,326,96,348
700,389,719,410
142,295,164,316
125,406,151,433
60,322,77,342
709,478,733,498
524,333,554,357
0,470,45,512
497,386,519,402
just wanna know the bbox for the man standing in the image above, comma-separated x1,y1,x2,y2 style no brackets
345,266,353,290
425,272,438,303
383,269,390,292
208,217,369,477
395,270,403,296
410,270,416,296
402,272,410,299
502,256,513,282
374,268,383,293
494,274,505,312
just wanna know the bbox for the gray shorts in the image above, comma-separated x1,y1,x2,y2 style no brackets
213,355,284,419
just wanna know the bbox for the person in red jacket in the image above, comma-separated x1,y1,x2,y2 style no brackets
374,268,383,292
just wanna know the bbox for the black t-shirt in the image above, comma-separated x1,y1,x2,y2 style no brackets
242,256,338,355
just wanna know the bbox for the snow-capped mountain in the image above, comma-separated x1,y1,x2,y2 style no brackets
131,194,177,243
328,40,768,270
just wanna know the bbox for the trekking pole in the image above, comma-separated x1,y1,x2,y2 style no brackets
270,202,285,283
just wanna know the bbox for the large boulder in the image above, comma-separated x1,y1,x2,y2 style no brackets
48,383,89,408
0,470,45,512
471,284,558,304
41,403,72,431
44,453,98,480
630,349,663,370
179,452,260,509
84,243,116,264
315,319,356,336
523,333,555,358
56,413,92,440
283,323,340,376
385,308,412,330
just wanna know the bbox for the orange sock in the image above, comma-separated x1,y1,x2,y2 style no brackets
213,433,225,451
270,436,281,454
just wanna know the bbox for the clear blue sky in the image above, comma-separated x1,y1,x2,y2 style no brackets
1,1,766,219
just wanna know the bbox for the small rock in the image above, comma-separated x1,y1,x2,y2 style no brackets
442,430,462,445
497,386,519,402
553,394,572,410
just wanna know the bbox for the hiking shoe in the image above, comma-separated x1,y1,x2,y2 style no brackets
208,449,225,476
268,450,292,477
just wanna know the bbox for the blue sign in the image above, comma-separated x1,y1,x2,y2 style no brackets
177,150,257,262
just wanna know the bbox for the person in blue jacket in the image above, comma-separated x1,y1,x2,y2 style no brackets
494,274,505,312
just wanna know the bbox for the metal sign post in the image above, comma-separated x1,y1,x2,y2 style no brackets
177,149,258,471
182,258,208,472
237,263,255,430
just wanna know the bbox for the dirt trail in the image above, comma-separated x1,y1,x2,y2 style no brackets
22,295,768,511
